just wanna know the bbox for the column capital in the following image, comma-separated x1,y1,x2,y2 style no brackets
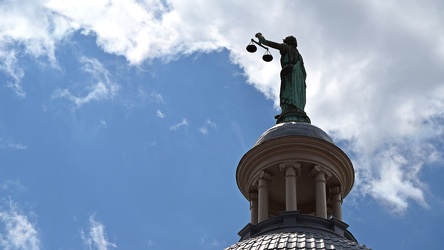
310,165,332,179
329,186,342,195
249,191,258,200
279,161,301,169
329,185,343,203
279,162,301,176
255,171,272,189
258,171,272,181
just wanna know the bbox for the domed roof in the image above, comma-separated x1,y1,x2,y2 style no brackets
254,122,333,147
226,211,370,250
226,231,370,250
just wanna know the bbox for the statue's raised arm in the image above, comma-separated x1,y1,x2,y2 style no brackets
254,32,310,124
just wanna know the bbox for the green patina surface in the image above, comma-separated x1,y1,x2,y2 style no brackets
255,33,310,124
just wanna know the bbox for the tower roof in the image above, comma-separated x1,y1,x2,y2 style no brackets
227,231,369,250
254,122,333,147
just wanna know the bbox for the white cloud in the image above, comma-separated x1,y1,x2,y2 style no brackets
150,91,164,103
81,215,117,250
0,0,75,96
0,0,443,212
169,118,188,131
199,119,216,135
0,200,41,250
52,56,119,106
357,144,432,213
45,0,179,64
0,49,25,97
156,110,165,119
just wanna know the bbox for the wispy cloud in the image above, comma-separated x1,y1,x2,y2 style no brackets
0,49,25,97
146,239,155,247
52,57,119,107
169,118,188,131
97,120,108,130
0,137,27,150
156,110,165,119
230,122,246,151
137,88,165,104
0,180,25,193
0,200,41,250
81,215,117,250
150,91,164,103
200,235,225,248
199,119,216,135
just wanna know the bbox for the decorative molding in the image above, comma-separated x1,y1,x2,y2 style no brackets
310,165,332,179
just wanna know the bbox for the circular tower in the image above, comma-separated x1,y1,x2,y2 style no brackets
226,122,371,249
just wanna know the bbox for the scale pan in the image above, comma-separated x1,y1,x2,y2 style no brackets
246,44,257,53
262,54,273,62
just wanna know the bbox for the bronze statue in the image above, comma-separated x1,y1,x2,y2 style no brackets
253,33,310,123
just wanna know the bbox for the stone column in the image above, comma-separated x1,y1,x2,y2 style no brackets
279,162,301,211
311,165,331,219
257,171,271,223
329,186,342,221
249,192,258,224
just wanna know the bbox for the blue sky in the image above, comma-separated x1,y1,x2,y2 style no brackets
1,0,444,249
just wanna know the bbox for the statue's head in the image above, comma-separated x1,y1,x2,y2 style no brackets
283,36,297,47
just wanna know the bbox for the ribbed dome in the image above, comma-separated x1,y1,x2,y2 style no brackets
225,212,371,250
226,231,370,250
254,122,333,147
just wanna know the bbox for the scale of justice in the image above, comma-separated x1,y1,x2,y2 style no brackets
246,38,273,62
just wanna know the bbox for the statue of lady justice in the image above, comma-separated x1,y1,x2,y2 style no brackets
255,33,310,123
